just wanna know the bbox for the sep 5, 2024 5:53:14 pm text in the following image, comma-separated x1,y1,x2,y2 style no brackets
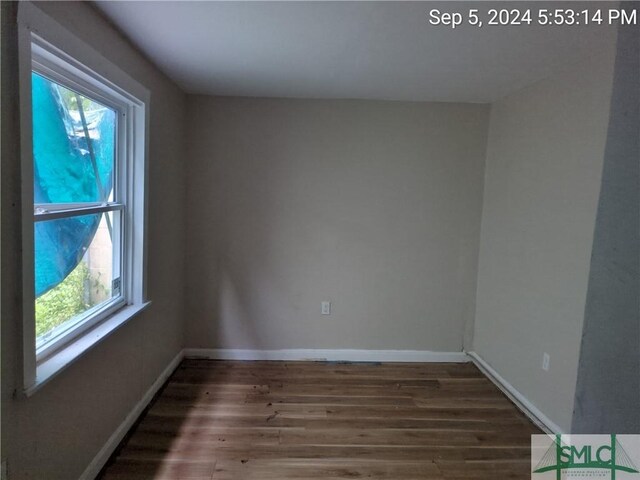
428,7,637,29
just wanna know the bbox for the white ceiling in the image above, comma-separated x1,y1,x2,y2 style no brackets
94,1,616,103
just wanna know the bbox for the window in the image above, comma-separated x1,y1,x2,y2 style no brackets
19,4,150,393
32,70,124,359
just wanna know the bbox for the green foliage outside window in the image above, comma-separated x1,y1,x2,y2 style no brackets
35,261,90,338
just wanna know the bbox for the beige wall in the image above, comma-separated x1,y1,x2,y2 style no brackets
473,48,617,432
1,2,187,479
185,97,489,352
572,20,639,433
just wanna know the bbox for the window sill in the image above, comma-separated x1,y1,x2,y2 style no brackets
23,301,151,397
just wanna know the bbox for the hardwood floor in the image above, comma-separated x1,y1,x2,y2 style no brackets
100,359,541,480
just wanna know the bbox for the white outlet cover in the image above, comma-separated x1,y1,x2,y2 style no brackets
542,353,550,371
321,301,331,315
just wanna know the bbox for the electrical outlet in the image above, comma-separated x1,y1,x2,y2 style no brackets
542,353,550,371
321,301,331,315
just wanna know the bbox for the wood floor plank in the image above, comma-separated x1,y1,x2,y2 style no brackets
212,459,443,480
99,360,541,480
101,458,215,480
116,444,531,464
137,414,531,433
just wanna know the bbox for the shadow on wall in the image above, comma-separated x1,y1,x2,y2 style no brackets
572,10,640,434
206,130,297,352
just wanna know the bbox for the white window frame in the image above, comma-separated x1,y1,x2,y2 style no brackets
18,3,150,395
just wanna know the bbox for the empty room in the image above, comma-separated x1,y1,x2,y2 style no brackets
1,1,638,479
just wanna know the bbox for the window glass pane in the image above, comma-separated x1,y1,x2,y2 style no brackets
32,72,116,205
35,212,120,345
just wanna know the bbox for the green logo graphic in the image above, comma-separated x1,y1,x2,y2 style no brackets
533,435,639,479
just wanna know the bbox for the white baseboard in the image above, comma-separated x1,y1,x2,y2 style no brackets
183,348,469,363
466,351,563,434
78,350,184,480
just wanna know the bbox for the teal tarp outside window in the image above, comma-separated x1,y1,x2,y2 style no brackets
32,72,116,297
